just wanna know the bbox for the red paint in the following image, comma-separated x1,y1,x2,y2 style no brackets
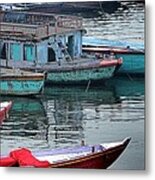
0,101,12,125
99,59,122,67
0,138,131,169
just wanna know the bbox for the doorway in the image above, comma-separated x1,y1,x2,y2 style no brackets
48,47,56,62
68,35,74,58
0,43,7,59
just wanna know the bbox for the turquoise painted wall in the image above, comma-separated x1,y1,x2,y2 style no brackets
1,30,83,66
24,44,35,62
36,31,83,65
37,42,48,64
10,43,21,61
1,41,36,63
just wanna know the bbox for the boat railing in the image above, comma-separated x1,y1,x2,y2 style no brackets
55,15,82,29
0,11,83,40
0,22,38,37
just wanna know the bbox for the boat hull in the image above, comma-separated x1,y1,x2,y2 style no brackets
50,138,131,169
1,58,121,85
47,66,116,84
0,80,44,96
0,69,45,96
116,53,144,75
46,59,122,85
0,138,131,168
82,46,145,75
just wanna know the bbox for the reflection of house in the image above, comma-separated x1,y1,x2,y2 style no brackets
0,11,84,68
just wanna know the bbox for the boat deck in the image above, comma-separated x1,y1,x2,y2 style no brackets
0,68,44,78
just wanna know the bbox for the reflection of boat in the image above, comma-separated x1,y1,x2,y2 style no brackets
10,97,45,114
104,77,144,123
44,85,117,104
0,68,45,96
82,44,144,75
0,97,47,138
0,101,12,125
0,137,131,168
44,98,84,147
106,76,144,97
43,86,118,146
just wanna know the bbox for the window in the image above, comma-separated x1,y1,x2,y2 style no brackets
10,43,21,61
24,44,35,62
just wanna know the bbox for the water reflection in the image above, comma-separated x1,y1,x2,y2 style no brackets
44,98,84,147
0,97,49,153
41,77,144,147
0,76,144,155
104,77,144,122
106,76,144,96
42,85,118,147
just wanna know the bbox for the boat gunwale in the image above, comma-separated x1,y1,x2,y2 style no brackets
38,138,131,168
45,59,122,73
0,75,45,81
82,47,145,55
0,138,131,168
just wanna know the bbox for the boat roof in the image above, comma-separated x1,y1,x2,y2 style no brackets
0,11,84,42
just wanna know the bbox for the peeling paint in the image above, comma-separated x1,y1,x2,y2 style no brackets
47,66,115,84
0,80,44,96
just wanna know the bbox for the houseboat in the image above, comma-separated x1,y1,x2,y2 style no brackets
0,11,122,85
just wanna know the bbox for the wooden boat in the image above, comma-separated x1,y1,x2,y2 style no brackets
82,44,144,75
0,137,131,168
0,101,12,125
42,58,122,85
0,68,45,96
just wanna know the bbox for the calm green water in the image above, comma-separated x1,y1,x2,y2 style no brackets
0,76,145,170
0,1,145,170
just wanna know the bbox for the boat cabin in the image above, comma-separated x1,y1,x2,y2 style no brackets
0,11,85,68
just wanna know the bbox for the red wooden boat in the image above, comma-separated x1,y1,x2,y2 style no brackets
0,137,131,169
0,101,12,125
